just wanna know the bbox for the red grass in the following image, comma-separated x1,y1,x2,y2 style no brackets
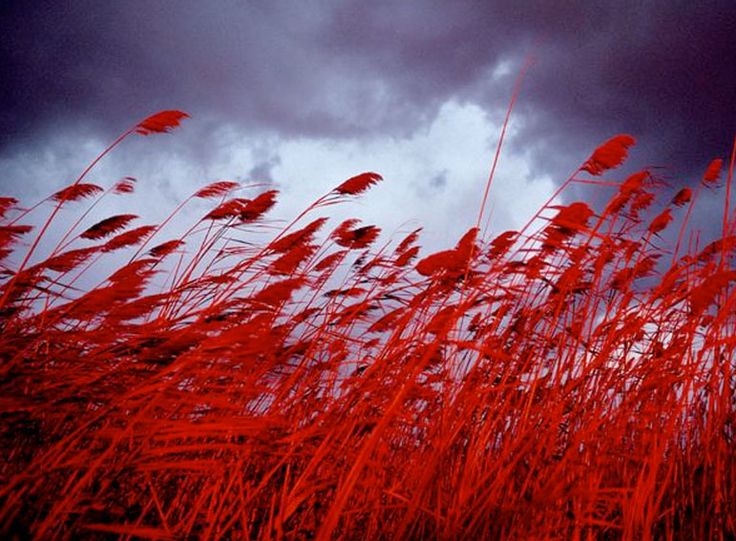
1,112,735,540
135,111,191,136
333,172,383,196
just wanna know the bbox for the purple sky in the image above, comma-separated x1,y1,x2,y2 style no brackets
1,1,735,246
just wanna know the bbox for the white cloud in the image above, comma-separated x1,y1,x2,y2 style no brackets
267,100,557,251
2,100,557,263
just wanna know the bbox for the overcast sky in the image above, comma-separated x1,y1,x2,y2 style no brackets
1,1,734,248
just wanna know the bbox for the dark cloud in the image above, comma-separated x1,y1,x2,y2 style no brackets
1,0,734,186
248,154,281,185
429,171,448,191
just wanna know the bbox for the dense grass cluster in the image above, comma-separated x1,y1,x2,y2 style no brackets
1,112,734,540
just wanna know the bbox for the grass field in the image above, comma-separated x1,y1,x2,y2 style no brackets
1,110,734,540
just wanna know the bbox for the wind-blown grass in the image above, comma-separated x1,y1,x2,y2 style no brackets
0,112,735,540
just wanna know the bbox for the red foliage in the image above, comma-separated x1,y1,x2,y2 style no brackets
205,198,249,220
251,277,305,307
703,157,723,185
113,176,137,194
135,110,190,135
36,246,99,273
0,197,18,218
648,207,673,235
240,190,278,222
671,187,692,207
269,244,318,275
81,214,138,240
581,134,636,175
102,225,157,252
269,218,328,253
194,180,240,199
1,123,735,541
148,239,185,258
488,230,517,259
333,172,383,196
332,219,381,249
394,245,419,267
52,182,103,202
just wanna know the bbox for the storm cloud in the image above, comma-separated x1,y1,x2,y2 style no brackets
1,1,734,243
